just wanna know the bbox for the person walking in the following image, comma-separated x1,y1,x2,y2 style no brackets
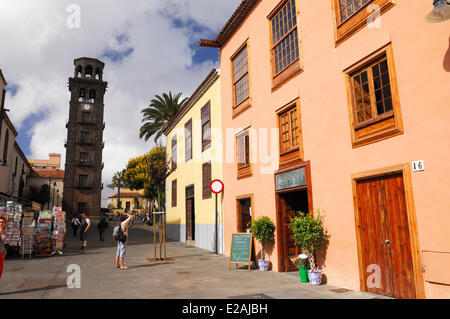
97,213,109,241
113,212,133,270
0,217,7,279
71,215,81,236
79,213,91,249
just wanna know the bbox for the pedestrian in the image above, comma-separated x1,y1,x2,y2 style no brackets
113,212,133,270
79,213,91,249
0,217,7,279
71,214,81,236
97,213,109,241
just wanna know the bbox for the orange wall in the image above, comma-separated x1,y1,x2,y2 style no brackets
220,0,450,298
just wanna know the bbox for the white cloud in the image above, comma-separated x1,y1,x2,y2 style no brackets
0,0,240,205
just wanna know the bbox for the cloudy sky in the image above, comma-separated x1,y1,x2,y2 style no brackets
0,0,240,204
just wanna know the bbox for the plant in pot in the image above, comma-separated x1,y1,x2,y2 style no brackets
250,216,275,271
245,222,252,233
289,210,327,285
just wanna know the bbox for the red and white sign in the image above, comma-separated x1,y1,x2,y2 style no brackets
210,179,224,194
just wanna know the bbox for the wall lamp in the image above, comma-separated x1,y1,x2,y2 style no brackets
426,0,450,23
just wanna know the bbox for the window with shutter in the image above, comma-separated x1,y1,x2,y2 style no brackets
277,100,304,166
345,45,403,147
201,102,211,151
171,135,177,170
202,162,212,200
79,175,88,186
332,0,395,46
172,179,177,207
268,0,303,91
185,119,192,162
236,130,252,179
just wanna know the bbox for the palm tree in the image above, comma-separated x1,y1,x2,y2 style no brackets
139,91,189,143
112,170,125,209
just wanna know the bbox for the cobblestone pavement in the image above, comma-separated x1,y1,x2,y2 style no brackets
0,221,389,299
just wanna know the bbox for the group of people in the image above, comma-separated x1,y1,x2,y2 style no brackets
70,212,110,248
0,210,134,282
70,211,133,270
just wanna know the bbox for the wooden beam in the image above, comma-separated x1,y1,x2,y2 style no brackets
198,39,219,48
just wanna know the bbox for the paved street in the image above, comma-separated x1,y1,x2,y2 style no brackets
0,221,389,299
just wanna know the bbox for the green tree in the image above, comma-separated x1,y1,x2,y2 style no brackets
121,146,169,212
146,145,169,211
112,170,125,209
289,210,328,270
139,92,188,143
251,216,275,260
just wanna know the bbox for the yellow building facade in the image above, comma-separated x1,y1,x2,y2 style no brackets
163,69,223,254
107,188,148,215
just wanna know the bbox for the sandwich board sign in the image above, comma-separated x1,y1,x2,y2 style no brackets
228,233,253,271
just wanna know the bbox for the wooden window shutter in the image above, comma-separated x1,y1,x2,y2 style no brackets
201,102,211,151
202,162,212,199
185,119,192,162
172,179,177,207
171,135,177,170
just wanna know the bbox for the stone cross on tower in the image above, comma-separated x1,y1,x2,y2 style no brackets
63,57,107,217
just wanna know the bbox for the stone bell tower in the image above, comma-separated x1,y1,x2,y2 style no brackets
63,57,107,217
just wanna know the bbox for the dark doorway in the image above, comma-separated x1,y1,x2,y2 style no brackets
236,198,252,232
278,189,309,272
236,196,256,265
185,186,195,242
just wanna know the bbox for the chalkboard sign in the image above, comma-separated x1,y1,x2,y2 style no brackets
228,233,253,271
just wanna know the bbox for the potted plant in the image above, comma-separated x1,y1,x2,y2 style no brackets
290,253,310,283
245,222,252,233
250,216,275,271
289,210,327,285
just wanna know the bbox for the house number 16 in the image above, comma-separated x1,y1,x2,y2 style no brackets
412,160,425,172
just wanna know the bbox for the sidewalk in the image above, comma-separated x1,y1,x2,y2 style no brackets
0,222,389,299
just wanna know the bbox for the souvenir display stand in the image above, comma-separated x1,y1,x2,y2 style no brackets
52,208,66,255
21,212,36,259
2,203,22,248
35,210,53,257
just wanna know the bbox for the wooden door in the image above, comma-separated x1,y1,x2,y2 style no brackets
185,187,195,241
282,197,301,271
356,173,416,299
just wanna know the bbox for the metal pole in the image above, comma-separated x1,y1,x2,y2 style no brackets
163,212,166,259
153,212,156,260
215,193,218,255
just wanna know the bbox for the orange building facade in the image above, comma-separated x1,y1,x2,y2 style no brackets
205,0,450,298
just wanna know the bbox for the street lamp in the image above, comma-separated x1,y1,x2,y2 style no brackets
426,0,450,23
48,178,51,210
52,182,57,208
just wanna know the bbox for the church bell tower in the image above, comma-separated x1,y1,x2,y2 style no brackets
63,57,107,217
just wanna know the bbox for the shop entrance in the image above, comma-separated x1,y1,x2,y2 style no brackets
185,185,195,242
236,196,256,264
236,198,251,233
278,189,309,272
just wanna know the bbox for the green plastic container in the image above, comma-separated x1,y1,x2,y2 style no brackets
299,267,309,283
